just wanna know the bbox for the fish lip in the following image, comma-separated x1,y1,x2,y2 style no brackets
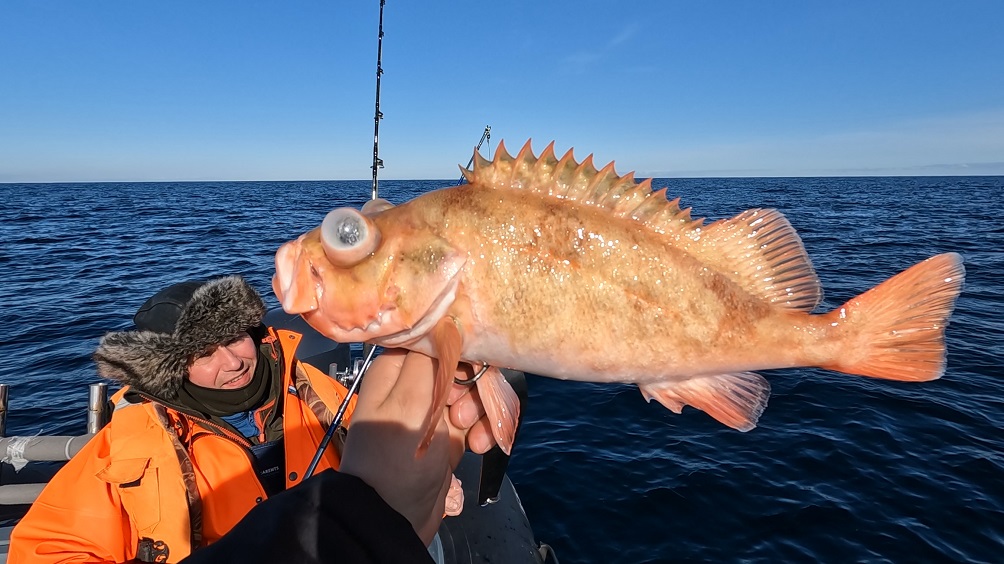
275,240,319,314
274,243,295,306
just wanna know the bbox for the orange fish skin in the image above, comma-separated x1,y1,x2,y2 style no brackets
274,140,964,430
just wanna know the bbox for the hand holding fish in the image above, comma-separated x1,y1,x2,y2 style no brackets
339,349,494,544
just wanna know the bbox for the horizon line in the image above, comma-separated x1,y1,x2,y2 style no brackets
3,171,1004,185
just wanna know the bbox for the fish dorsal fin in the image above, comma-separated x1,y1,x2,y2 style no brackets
461,139,704,238
689,209,822,311
462,140,822,311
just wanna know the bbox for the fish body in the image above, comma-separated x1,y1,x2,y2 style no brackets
274,140,965,437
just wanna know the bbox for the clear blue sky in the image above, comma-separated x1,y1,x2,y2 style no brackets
2,1,1002,182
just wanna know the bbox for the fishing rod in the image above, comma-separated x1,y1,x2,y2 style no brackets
305,0,386,480
303,344,379,480
370,0,386,201
457,125,492,185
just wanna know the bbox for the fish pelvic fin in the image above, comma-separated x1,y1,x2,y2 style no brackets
474,366,521,455
691,209,823,312
822,252,965,381
418,317,464,455
639,372,771,432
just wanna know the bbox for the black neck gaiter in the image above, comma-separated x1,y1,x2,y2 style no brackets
179,348,273,417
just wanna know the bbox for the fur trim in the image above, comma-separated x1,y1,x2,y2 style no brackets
94,276,266,400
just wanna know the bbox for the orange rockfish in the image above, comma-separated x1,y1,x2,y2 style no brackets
273,140,965,449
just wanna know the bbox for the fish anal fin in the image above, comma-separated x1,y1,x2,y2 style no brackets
639,372,771,432
691,208,822,312
421,317,463,455
639,384,685,414
474,366,521,455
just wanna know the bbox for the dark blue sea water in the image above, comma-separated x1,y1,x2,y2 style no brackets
1,177,1002,562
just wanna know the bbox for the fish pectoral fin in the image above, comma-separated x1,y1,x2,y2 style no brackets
418,317,464,455
639,372,771,432
475,366,521,455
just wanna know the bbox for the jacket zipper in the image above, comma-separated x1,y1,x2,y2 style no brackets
190,416,254,449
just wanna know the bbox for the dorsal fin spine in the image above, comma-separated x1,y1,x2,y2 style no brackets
493,139,511,166
609,172,647,214
525,141,557,194
474,150,491,174
628,186,667,223
587,161,618,205
569,154,598,203
512,140,536,190
552,148,579,199
466,140,706,232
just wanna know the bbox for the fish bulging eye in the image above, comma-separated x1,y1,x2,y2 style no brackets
361,197,395,216
320,208,381,267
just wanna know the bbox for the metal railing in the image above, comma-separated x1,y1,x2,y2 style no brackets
0,383,110,505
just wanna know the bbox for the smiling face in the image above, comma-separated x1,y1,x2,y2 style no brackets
186,332,258,389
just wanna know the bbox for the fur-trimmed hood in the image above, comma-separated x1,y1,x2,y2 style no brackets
94,275,266,401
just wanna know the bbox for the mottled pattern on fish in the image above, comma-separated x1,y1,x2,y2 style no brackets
274,140,965,435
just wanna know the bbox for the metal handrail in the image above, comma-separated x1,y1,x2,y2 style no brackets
0,383,109,505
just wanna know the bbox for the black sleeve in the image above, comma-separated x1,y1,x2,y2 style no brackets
180,469,434,564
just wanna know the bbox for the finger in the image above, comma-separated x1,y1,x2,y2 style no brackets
448,386,486,430
356,349,408,410
444,474,463,516
465,416,495,455
383,351,437,424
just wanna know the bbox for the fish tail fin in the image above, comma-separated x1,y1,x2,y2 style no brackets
821,252,965,381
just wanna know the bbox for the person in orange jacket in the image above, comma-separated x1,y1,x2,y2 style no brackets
8,275,495,563
181,349,485,563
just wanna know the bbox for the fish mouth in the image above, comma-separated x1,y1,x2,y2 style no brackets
274,238,463,343
297,272,460,346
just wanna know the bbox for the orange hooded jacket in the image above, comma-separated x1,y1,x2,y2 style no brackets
8,328,356,563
